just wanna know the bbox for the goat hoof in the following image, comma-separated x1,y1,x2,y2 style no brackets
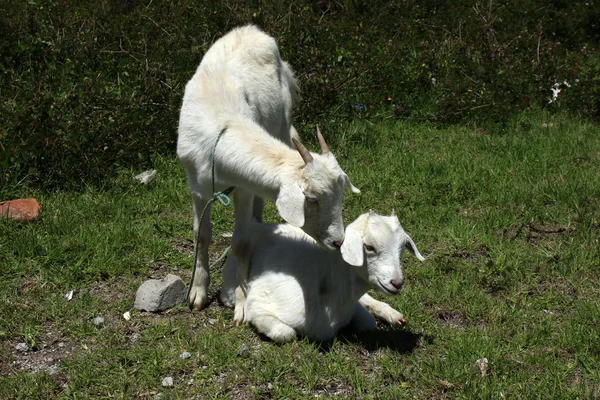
398,317,407,326
188,290,209,311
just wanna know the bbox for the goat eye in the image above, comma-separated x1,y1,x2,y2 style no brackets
306,197,318,204
364,244,376,253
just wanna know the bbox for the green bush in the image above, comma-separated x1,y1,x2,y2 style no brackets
0,0,598,190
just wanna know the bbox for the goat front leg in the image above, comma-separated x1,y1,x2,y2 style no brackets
232,189,254,326
359,293,406,326
188,194,212,311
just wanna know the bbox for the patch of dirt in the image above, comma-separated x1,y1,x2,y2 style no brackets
81,279,133,304
171,237,194,254
502,221,573,244
447,246,490,262
437,310,469,330
457,206,484,219
536,277,577,298
3,326,81,377
312,380,355,398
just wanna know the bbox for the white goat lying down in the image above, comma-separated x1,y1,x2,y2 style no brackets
177,25,359,320
220,211,425,343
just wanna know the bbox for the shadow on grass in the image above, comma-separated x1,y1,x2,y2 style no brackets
309,327,430,355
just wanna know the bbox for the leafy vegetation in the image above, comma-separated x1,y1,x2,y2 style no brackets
1,115,599,398
1,0,599,190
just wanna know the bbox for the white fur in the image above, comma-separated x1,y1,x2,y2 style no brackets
220,212,425,342
177,25,359,320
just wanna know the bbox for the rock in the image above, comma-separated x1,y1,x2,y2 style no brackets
123,311,131,321
161,377,174,387
476,357,489,377
0,198,40,221
134,274,187,312
92,316,105,326
238,343,250,358
15,342,29,352
179,351,191,359
134,170,157,185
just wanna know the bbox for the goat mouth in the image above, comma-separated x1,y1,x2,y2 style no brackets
320,240,339,251
377,279,400,295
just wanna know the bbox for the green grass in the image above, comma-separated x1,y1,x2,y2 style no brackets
1,113,599,398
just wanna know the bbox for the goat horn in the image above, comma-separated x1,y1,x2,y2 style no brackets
316,125,329,154
292,138,314,165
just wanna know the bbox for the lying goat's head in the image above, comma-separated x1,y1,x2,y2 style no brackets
340,211,425,294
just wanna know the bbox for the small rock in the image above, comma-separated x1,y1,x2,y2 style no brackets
187,379,194,386
92,316,104,326
134,169,157,185
134,274,187,312
238,343,250,358
161,377,174,387
476,357,489,377
179,351,191,359
208,318,217,325
267,382,273,390
123,311,131,321
58,342,65,348
65,290,74,301
47,365,59,376
0,198,40,221
15,342,29,352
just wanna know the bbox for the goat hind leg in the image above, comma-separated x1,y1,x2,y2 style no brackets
188,195,212,311
232,190,254,325
252,315,296,343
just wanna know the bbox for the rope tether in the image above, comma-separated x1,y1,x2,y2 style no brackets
187,128,235,299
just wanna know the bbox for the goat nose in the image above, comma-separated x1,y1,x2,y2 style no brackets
333,241,342,248
390,279,403,290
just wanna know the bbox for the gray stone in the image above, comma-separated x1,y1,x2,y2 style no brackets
161,377,174,387
15,342,29,352
134,274,187,312
92,316,104,326
238,343,250,358
179,351,191,359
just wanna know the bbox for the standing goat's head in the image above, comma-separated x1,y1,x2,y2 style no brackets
340,211,425,294
276,127,360,250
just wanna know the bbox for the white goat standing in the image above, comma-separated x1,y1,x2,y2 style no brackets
220,211,425,342
177,25,359,322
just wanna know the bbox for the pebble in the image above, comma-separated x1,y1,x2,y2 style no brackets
15,342,29,352
92,316,104,326
179,351,191,359
238,343,250,358
161,377,174,387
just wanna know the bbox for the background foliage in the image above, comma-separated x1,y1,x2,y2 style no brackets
1,0,599,190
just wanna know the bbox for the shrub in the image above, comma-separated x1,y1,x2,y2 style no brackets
0,0,598,190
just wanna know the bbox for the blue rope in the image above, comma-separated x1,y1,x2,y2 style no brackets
188,129,234,300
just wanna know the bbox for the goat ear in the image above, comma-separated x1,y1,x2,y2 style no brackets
341,225,364,267
404,234,425,261
276,182,305,227
344,173,361,193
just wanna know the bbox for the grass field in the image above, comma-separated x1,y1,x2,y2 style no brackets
1,114,599,398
